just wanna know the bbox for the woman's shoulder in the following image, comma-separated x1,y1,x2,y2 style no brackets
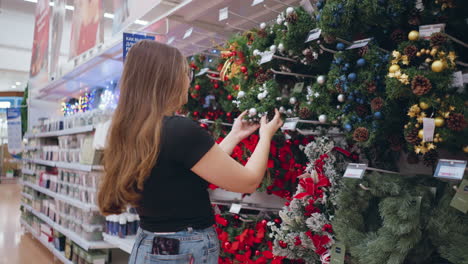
164,115,200,130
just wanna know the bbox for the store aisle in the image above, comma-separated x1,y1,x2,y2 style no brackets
0,184,55,264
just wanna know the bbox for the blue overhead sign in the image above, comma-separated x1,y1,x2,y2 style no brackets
123,32,155,60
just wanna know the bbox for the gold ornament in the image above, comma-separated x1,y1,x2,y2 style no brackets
463,146,468,153
430,48,438,56
416,52,421,57
434,138,439,143
426,58,433,63
426,49,431,55
415,124,420,128
434,117,444,127
419,102,430,110
408,30,420,41
389,64,400,73
418,129,424,139
431,60,444,72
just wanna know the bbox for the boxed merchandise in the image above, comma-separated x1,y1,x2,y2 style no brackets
81,224,104,241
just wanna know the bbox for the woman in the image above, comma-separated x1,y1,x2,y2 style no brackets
98,40,283,264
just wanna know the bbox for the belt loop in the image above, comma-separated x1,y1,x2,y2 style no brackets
187,227,193,233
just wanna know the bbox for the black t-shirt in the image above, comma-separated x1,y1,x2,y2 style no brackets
136,116,215,232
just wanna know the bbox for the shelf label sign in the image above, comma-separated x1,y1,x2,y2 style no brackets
259,51,274,64
419,23,445,39
330,242,346,264
219,7,229,21
450,179,468,213
6,108,23,155
434,159,466,180
305,28,322,43
252,0,264,6
343,163,367,179
281,118,299,131
229,203,242,214
346,38,372,50
123,32,155,60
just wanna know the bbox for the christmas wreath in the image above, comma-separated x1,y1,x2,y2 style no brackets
332,172,436,264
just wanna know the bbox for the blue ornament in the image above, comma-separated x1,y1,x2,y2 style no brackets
354,97,360,102
348,95,354,101
348,73,357,81
357,118,363,122
336,57,343,64
345,63,350,68
336,43,345,51
339,75,346,81
344,124,352,132
351,115,357,121
316,14,321,21
359,99,364,104
357,58,366,67
374,112,383,119
317,1,323,9
342,67,348,72
338,3,343,9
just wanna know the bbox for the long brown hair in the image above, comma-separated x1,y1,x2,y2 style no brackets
98,40,189,215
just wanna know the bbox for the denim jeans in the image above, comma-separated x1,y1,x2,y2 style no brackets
128,226,220,264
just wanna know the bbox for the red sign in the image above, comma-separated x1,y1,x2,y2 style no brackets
30,0,50,78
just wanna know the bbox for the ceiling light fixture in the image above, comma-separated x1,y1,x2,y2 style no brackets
65,5,74,10
11,85,16,89
15,82,21,86
135,20,149,25
104,13,114,19
23,0,38,3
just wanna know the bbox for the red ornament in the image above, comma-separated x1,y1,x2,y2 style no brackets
214,83,220,89
224,76,229,81
293,140,300,145
285,139,292,145
191,94,198,99
255,250,261,256
226,112,232,117
193,111,199,117
200,123,208,129
244,245,251,251
260,219,268,226
223,241,232,249
241,66,248,73
274,218,282,225
233,214,240,220
278,240,287,248
227,95,233,101
294,236,302,246
234,85,240,91
194,85,201,91
231,51,237,57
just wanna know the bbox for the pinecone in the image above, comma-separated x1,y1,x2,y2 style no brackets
353,127,370,142
405,128,422,145
358,46,369,57
407,152,420,164
404,45,418,59
391,29,406,44
256,73,270,84
355,105,369,117
257,29,267,38
299,107,312,119
366,81,377,93
198,54,206,63
286,13,298,23
388,135,404,152
411,75,432,96
447,113,468,131
423,150,439,166
430,32,448,47
371,97,384,111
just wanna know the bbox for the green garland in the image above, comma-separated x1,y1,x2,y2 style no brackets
333,172,436,264
428,185,468,264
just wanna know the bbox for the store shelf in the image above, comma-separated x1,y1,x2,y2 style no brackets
21,219,73,264
22,181,98,211
21,192,34,200
102,233,135,254
21,203,113,250
23,159,101,172
26,125,95,138
24,146,39,151
22,168,36,175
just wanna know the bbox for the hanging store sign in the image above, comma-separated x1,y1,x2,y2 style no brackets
6,108,23,155
123,32,156,60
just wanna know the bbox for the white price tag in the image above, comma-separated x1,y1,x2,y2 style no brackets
452,71,464,89
281,118,299,131
463,73,468,84
229,203,242,214
346,38,372,50
293,82,305,93
251,0,264,6
259,51,274,64
219,7,229,21
196,68,209,77
183,27,193,39
422,118,435,142
419,23,445,39
305,28,322,43
435,159,467,180
343,163,367,179
300,0,315,15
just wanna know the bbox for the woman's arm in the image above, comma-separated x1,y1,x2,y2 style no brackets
192,110,283,194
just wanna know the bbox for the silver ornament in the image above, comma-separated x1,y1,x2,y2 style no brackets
318,114,327,123
279,106,286,113
284,21,289,27
286,7,294,15
249,108,257,117
257,93,265,100
289,97,297,105
237,91,246,99
260,22,266,29
253,49,260,56
276,17,283,25
270,45,277,53
337,94,345,103
276,97,282,101
316,75,326,85
286,109,293,115
278,43,285,53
